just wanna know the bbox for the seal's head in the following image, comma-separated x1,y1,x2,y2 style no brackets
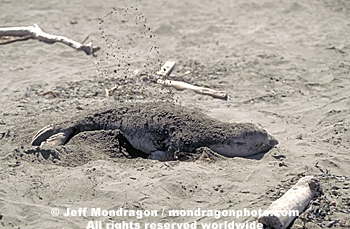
208,124,278,158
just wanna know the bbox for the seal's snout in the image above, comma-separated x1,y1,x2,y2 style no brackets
268,134,278,147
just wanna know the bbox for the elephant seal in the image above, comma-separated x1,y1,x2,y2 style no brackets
31,102,278,161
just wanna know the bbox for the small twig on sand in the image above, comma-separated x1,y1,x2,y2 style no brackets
0,24,100,55
105,84,118,96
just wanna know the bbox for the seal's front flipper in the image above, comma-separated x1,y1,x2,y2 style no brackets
31,125,55,146
31,125,73,147
40,132,69,147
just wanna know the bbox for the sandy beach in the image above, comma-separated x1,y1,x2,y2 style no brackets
1,0,350,228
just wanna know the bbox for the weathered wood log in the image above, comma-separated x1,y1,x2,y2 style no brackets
0,24,100,55
258,176,322,229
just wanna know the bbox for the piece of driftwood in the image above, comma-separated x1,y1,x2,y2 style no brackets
156,60,229,100
0,34,31,45
104,60,229,100
157,79,229,100
0,24,100,55
258,176,322,229
156,60,176,76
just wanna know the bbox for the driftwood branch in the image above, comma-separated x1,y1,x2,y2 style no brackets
157,79,229,100
0,24,100,55
104,60,230,100
258,176,322,229
156,60,229,100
